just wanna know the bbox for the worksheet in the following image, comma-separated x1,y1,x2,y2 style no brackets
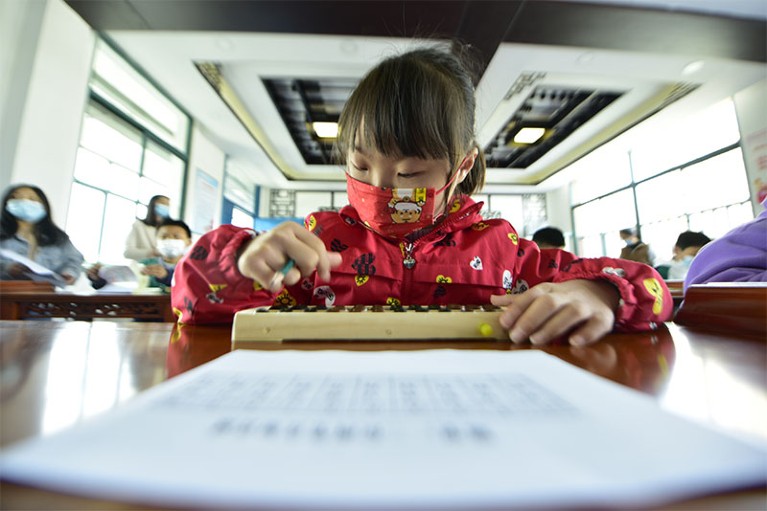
0,248,67,287
1,350,764,510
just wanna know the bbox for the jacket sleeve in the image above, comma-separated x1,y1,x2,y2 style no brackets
170,224,277,324
684,209,767,290
124,221,156,261
515,239,673,332
55,239,85,279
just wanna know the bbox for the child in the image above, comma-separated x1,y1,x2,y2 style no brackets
172,45,671,345
532,227,566,250
141,219,192,290
655,231,711,280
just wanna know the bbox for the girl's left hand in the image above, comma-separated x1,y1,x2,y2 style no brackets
490,279,620,346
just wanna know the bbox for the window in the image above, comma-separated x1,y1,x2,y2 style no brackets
569,99,750,259
66,40,189,264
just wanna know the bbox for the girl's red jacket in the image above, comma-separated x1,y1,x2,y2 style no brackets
171,196,672,329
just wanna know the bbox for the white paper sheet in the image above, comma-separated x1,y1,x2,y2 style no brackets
1,350,765,510
0,248,67,287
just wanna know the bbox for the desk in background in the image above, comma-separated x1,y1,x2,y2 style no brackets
0,317,764,510
0,287,174,322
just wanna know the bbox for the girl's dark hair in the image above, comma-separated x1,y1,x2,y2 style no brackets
142,195,170,227
335,43,485,196
0,184,69,246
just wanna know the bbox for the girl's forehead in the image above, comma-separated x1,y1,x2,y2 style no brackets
11,187,41,201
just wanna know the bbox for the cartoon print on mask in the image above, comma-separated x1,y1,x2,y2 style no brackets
314,286,336,307
502,270,513,295
388,188,426,224
470,256,483,270
642,278,665,315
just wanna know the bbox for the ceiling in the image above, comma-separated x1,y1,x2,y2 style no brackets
63,0,767,192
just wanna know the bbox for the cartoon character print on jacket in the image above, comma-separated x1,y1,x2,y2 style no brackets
171,196,673,331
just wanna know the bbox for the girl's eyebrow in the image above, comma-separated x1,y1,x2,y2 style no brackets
352,145,368,155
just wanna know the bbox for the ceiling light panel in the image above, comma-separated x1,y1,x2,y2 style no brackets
484,85,622,169
263,78,357,165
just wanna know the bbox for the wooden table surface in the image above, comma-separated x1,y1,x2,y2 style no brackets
0,319,765,510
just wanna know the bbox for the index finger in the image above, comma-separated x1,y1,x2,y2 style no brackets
289,226,337,281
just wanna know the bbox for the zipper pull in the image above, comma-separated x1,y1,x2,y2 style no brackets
402,242,416,269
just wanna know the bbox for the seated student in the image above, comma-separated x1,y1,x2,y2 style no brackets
684,205,767,291
172,45,671,346
124,195,171,262
0,184,84,285
655,231,711,280
140,219,192,291
619,227,656,266
532,227,566,250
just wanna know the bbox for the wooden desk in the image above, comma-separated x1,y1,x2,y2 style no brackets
1,320,765,510
0,290,175,322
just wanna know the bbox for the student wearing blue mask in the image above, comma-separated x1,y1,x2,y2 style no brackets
0,184,84,284
124,194,171,261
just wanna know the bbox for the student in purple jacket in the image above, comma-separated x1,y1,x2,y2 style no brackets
684,204,767,291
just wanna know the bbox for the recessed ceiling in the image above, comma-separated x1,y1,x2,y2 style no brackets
63,0,767,191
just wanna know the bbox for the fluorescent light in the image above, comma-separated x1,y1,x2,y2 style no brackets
513,127,545,144
312,121,338,138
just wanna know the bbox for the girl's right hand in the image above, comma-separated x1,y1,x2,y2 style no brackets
237,222,342,293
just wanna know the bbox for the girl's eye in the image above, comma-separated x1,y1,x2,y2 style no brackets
398,172,419,179
350,161,368,172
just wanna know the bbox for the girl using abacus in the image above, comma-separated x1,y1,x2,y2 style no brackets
172,44,671,345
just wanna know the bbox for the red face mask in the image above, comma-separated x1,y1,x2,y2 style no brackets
346,168,462,239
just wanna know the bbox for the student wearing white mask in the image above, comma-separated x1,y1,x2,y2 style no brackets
0,184,84,284
140,219,192,290
124,194,171,261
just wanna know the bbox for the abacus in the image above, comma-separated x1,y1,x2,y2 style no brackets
231,304,507,345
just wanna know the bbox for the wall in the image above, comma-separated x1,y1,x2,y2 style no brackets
733,78,767,214
3,0,94,220
545,185,574,248
1,0,45,189
184,126,226,233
